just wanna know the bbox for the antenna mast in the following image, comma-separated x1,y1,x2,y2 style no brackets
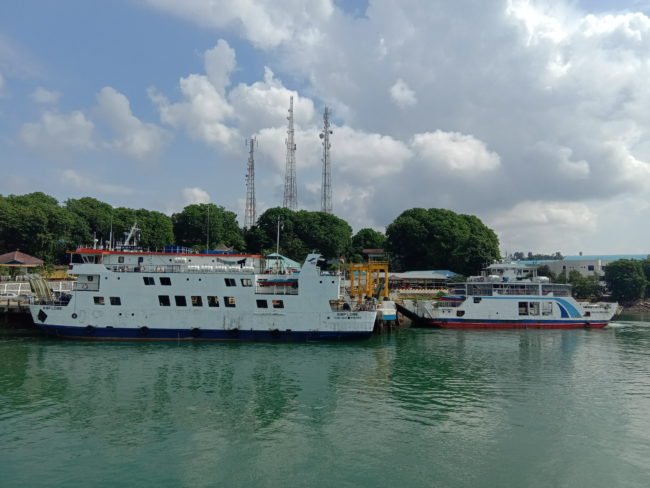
244,137,257,228
320,107,333,213
283,96,298,209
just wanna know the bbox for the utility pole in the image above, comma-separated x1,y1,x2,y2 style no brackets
244,137,257,228
320,107,333,213
283,96,298,209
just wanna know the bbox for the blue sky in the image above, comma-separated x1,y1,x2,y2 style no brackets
2,0,650,255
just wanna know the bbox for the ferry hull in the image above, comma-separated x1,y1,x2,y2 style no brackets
420,319,608,330
37,324,373,342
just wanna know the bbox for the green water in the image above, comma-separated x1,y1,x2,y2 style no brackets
2,322,650,488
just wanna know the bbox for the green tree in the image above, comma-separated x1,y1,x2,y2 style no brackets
641,256,650,298
0,192,84,263
537,264,556,281
604,259,646,302
249,207,353,262
65,197,114,244
386,208,500,274
351,228,386,260
172,204,244,250
568,270,601,299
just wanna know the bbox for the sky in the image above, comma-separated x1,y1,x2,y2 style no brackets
2,0,650,255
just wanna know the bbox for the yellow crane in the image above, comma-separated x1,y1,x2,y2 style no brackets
348,260,390,304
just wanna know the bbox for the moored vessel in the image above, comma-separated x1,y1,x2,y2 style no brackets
29,243,376,341
400,262,618,329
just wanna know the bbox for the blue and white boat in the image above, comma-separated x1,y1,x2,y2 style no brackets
401,262,618,329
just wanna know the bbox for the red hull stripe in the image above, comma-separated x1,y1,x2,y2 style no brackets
427,320,608,329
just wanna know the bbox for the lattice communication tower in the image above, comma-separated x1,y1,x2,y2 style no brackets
283,96,298,209
244,137,257,228
320,107,333,213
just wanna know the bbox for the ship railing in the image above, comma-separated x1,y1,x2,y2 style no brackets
105,264,261,274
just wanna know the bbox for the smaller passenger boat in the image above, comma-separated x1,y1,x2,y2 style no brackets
403,262,618,329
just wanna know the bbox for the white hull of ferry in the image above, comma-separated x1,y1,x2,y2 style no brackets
402,296,618,329
30,252,376,341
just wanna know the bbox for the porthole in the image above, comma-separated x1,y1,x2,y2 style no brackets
71,313,78,319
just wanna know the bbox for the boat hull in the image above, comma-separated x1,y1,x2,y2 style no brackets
418,319,608,329
37,324,373,341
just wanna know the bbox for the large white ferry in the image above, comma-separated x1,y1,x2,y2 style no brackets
29,244,377,341
401,262,618,329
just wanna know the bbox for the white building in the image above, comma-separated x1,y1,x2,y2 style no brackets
523,254,648,278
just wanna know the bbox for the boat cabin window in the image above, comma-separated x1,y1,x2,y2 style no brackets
110,297,121,306
473,297,482,303
518,302,529,316
160,277,171,286
272,299,284,309
94,296,105,305
158,295,171,307
175,296,187,307
256,299,268,308
143,277,155,286
456,310,465,317
241,278,252,287
118,256,125,264
207,296,220,307
225,296,236,308
71,253,84,264
529,302,540,316
225,278,236,287
542,302,553,316
88,276,94,282
191,296,203,307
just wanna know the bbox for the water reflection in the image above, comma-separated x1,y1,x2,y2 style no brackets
3,328,650,488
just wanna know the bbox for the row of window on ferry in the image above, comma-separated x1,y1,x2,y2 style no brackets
92,295,285,309
143,276,252,287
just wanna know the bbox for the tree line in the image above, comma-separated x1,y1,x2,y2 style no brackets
0,192,501,275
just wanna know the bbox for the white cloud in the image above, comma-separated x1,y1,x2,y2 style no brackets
142,0,334,49
389,78,417,108
149,72,237,147
204,40,236,94
182,187,211,205
229,67,315,135
411,131,501,173
21,111,94,151
490,200,597,253
31,87,61,104
128,2,650,251
61,169,134,196
96,86,168,160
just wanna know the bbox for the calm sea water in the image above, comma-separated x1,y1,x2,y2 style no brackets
2,320,650,488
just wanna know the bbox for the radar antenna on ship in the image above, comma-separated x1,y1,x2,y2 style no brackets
123,222,140,248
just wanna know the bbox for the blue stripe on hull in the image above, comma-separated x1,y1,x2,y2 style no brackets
38,324,373,342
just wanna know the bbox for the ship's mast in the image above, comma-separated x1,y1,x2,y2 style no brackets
244,137,257,228
283,96,298,210
320,107,333,214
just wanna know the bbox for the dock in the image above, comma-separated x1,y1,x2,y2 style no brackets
0,298,34,327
